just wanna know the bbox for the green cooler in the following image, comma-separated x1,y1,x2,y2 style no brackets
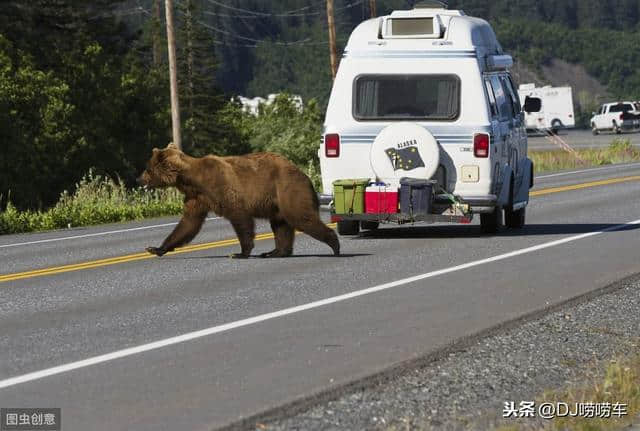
333,179,370,214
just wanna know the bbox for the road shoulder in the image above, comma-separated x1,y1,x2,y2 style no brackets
264,274,640,431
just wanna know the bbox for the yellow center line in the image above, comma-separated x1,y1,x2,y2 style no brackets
1,174,639,284
0,226,336,283
531,175,640,197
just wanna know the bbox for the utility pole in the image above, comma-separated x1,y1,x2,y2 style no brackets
152,0,162,66
185,0,195,120
165,0,182,150
326,0,338,80
369,0,377,18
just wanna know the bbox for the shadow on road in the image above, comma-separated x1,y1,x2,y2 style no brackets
354,223,639,240
167,253,371,260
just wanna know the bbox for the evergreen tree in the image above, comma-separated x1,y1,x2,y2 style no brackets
175,0,249,156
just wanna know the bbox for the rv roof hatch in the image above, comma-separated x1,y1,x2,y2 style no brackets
414,0,448,8
382,14,444,39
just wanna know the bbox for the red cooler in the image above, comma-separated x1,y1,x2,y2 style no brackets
365,183,399,214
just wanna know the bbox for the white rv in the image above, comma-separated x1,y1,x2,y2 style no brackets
518,83,575,133
320,3,540,235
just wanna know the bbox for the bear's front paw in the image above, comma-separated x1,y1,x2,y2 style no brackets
229,253,249,259
146,247,166,257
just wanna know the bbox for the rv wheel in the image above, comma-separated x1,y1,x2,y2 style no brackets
337,220,360,236
505,207,526,229
480,209,503,234
551,119,562,135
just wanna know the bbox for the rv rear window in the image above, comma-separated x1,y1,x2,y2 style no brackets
353,75,460,121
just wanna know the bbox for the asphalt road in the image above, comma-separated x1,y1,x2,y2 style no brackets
1,163,640,431
528,129,640,151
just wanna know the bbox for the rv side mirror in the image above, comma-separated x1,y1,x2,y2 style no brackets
523,96,541,113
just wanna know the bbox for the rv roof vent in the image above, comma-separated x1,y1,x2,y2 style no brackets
414,0,448,9
382,15,444,39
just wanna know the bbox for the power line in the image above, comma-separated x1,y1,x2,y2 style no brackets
198,20,313,45
89,6,150,20
175,5,313,45
202,0,363,19
164,1,354,49
203,0,320,17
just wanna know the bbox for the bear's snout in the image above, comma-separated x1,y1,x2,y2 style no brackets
137,172,150,186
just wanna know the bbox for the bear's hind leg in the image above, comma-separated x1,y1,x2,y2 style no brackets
230,217,255,258
261,218,294,258
290,217,340,256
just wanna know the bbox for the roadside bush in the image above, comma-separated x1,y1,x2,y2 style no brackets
235,93,323,189
0,170,183,235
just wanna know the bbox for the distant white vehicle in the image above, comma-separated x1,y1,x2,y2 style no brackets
589,101,640,135
237,94,303,116
518,84,575,133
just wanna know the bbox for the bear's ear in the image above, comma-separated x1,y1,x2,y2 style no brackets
166,143,178,150
165,151,189,171
152,148,159,154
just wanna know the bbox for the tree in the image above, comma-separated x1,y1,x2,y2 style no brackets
175,0,232,156
0,36,74,209
0,1,170,209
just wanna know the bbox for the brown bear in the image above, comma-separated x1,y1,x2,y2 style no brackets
137,143,340,258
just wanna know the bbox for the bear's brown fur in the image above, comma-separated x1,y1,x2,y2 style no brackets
137,143,340,258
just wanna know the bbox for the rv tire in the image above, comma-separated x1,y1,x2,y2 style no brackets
505,207,526,229
480,209,502,234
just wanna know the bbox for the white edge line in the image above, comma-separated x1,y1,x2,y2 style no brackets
535,162,640,179
1,218,639,390
0,217,221,249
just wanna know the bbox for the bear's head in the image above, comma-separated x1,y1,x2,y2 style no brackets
137,143,188,188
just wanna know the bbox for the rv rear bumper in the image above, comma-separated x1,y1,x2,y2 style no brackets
452,195,498,213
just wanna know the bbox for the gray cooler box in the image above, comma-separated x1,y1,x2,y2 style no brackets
400,178,435,216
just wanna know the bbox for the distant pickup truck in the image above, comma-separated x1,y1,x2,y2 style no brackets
590,102,640,135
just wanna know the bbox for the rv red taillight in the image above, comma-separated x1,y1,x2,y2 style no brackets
620,113,625,121
325,134,340,158
473,133,490,158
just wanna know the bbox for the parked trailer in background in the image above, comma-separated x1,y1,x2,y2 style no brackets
518,83,575,133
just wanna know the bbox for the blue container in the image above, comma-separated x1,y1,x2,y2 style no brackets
400,178,434,216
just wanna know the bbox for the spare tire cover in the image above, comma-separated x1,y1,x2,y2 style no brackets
370,122,440,184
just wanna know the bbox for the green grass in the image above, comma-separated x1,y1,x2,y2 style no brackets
497,353,640,431
0,170,183,235
530,138,640,173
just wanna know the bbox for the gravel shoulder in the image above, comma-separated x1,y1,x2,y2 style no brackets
265,274,640,431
